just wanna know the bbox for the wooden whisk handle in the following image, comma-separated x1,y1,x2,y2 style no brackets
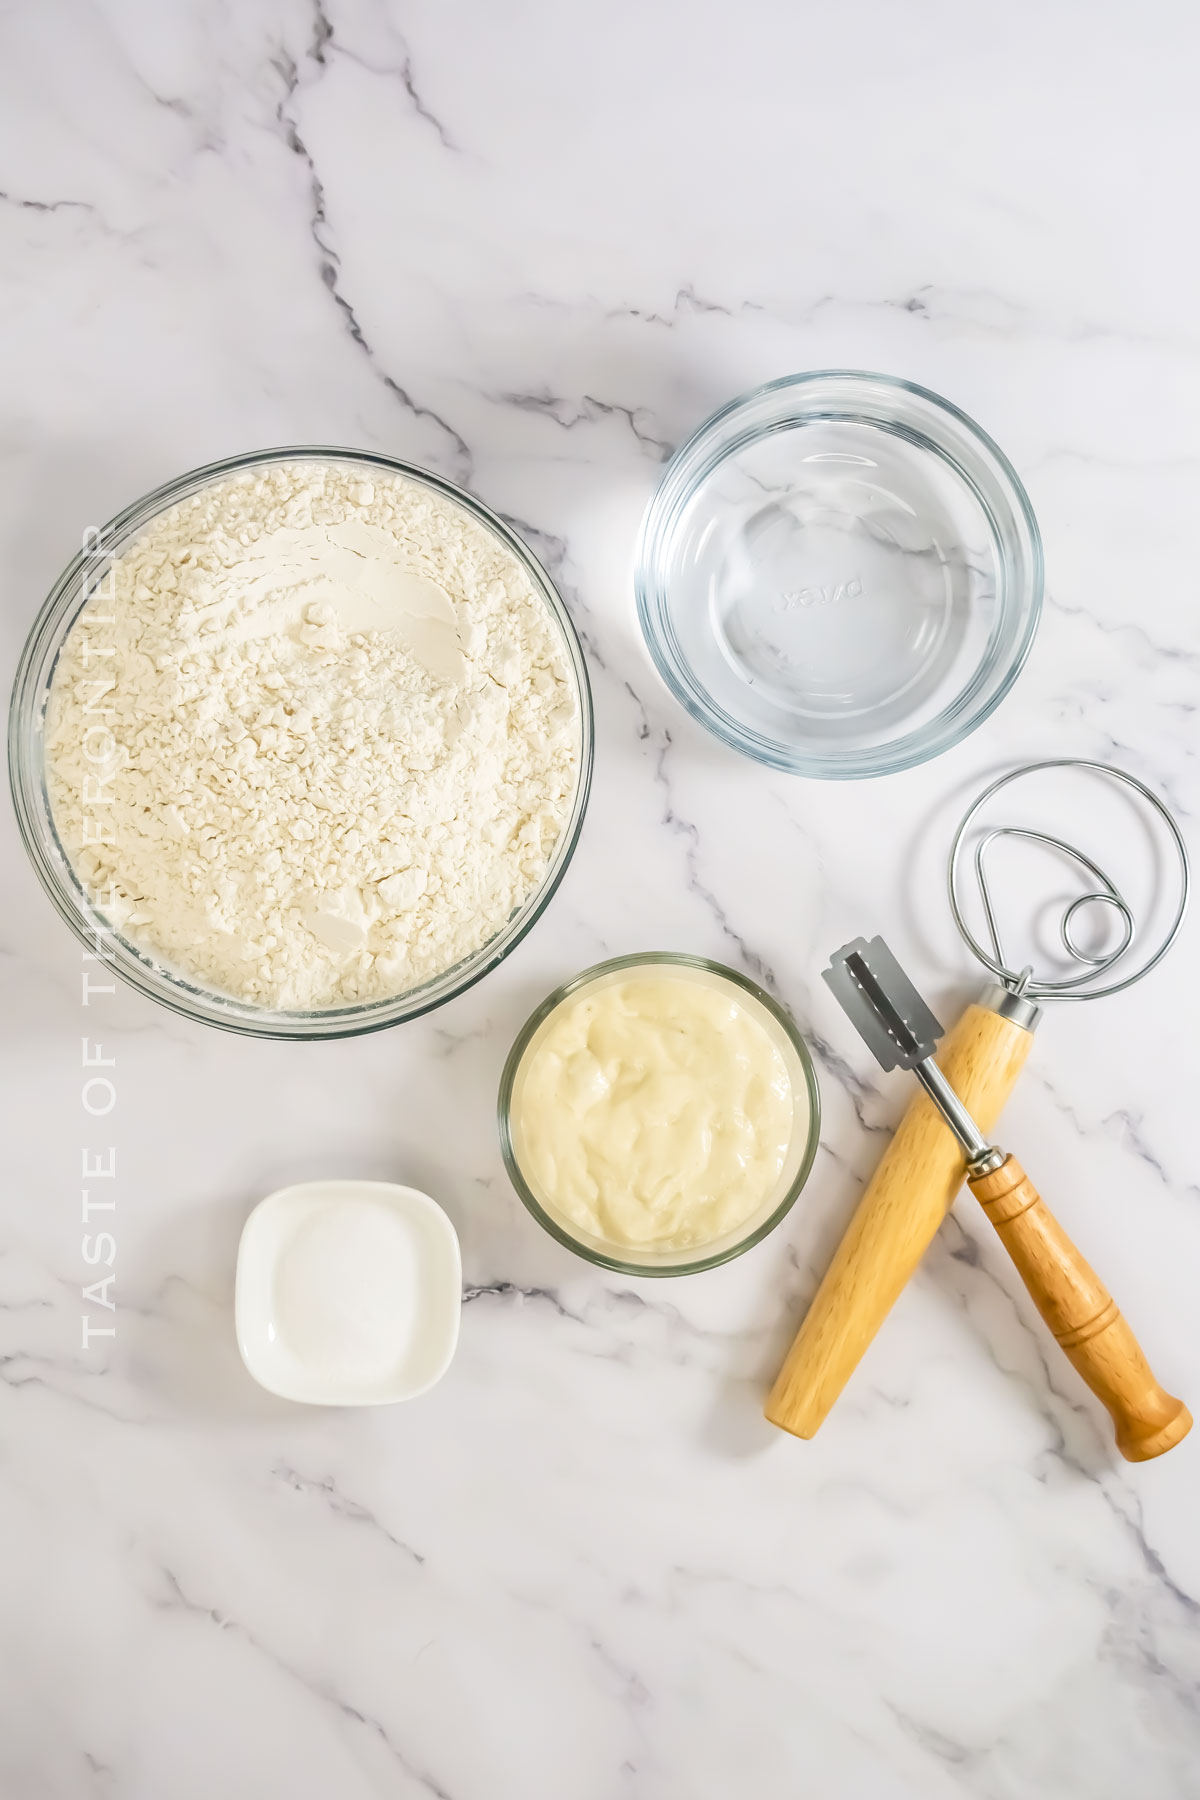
968,1157,1191,1462
765,1001,1036,1439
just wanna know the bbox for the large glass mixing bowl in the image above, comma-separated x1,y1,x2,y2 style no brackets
636,372,1043,779
9,447,593,1039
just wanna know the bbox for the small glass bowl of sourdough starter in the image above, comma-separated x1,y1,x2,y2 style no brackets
10,448,592,1038
636,372,1042,779
498,954,821,1275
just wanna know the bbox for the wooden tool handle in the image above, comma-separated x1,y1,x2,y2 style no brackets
766,1001,1035,1439
969,1157,1191,1461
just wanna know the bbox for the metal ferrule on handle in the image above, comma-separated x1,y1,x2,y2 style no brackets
912,1059,998,1169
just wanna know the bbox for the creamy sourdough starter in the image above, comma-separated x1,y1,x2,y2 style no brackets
510,966,804,1253
45,461,580,1009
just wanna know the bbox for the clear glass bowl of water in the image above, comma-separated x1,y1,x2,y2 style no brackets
635,372,1043,779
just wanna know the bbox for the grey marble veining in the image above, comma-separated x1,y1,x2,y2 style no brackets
2,3,1200,1796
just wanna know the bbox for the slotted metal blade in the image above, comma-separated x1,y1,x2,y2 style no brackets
822,935,944,1072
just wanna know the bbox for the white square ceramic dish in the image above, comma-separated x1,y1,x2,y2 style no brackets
235,1179,461,1405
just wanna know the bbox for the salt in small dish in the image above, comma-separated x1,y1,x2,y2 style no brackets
235,1179,461,1404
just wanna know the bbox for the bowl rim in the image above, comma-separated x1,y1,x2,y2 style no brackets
497,951,822,1276
635,369,1044,780
9,445,594,1039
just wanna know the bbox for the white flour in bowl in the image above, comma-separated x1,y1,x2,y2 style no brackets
45,461,581,1010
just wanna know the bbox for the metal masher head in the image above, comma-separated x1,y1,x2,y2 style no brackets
824,935,1000,1167
947,759,1190,1004
822,935,944,1072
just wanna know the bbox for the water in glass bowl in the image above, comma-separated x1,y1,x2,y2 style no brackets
670,416,999,749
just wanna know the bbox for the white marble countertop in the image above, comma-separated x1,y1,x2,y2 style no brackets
4,4,1199,1796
